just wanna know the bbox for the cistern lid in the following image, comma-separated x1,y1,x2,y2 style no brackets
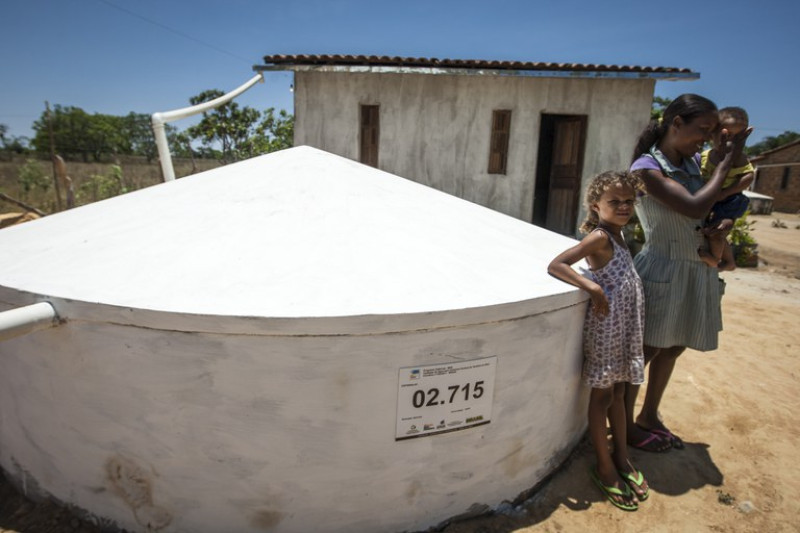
0,147,583,321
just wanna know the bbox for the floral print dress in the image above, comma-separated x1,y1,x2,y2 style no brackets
582,229,645,389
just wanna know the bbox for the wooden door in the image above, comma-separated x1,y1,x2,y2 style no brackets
545,116,586,235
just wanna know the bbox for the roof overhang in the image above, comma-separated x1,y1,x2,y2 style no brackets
254,54,700,81
254,64,698,81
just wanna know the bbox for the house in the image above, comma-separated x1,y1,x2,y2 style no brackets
255,54,698,235
743,190,773,215
750,138,800,213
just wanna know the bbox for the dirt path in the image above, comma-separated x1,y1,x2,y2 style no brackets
2,213,799,533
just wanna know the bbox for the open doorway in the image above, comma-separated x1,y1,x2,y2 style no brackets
533,114,587,236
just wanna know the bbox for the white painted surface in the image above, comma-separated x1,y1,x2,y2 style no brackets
0,147,590,532
743,190,773,200
0,302,57,341
0,146,582,321
293,72,655,232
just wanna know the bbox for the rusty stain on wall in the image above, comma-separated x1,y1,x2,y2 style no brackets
105,455,172,530
405,479,423,505
500,438,540,479
250,509,285,530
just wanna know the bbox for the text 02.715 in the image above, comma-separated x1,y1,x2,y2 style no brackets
411,381,485,408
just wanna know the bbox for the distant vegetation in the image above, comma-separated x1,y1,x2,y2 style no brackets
0,90,293,164
746,131,800,156
0,91,294,215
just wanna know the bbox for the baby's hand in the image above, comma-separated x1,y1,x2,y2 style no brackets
719,127,753,167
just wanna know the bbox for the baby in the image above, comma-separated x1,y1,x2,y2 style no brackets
698,106,755,270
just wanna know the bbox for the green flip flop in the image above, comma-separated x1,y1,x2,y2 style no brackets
619,469,649,501
590,467,638,512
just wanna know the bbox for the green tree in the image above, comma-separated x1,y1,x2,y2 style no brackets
86,113,127,161
651,96,672,121
746,131,800,156
25,100,289,166
187,90,293,163
171,131,195,159
187,90,261,163
118,112,172,162
256,108,294,152
30,106,171,162
31,105,93,161
0,124,29,158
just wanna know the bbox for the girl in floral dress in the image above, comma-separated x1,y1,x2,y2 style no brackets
548,170,648,511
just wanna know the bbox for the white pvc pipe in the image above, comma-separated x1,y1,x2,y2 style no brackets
0,302,59,342
151,73,265,182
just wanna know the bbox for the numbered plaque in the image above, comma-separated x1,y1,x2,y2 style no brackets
396,356,496,440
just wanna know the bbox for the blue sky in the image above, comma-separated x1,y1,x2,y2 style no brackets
1,0,797,146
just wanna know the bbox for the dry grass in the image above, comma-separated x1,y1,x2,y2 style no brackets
0,155,221,215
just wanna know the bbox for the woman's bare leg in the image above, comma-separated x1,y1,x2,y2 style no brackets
637,345,685,428
625,346,672,452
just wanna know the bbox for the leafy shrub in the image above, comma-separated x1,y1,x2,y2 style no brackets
77,165,126,204
729,212,758,267
17,159,50,199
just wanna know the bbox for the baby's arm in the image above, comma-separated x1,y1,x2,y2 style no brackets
547,231,611,316
719,171,754,199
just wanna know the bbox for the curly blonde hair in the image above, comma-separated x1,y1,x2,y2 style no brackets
579,170,644,234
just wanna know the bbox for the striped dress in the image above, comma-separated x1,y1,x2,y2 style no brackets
630,146,723,351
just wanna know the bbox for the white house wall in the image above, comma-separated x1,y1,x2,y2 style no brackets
294,71,654,233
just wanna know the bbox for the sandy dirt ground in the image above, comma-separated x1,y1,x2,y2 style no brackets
441,212,800,533
1,212,799,533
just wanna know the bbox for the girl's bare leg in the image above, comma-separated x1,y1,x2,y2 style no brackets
610,383,648,499
609,383,630,465
589,387,636,507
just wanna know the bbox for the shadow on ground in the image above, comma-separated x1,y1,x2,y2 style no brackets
433,435,723,533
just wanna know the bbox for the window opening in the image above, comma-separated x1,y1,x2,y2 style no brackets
488,110,512,174
360,105,380,168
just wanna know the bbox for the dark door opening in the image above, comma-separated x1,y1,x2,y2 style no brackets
533,114,587,235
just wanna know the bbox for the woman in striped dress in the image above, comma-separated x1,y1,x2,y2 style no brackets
626,94,751,452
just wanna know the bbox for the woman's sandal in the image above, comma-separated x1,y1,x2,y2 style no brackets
630,430,672,453
590,467,638,512
651,428,685,450
619,469,649,501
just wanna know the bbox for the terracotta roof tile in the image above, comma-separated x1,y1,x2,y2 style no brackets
259,54,694,74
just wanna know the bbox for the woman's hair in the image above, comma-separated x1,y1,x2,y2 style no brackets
631,94,718,164
579,170,644,234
